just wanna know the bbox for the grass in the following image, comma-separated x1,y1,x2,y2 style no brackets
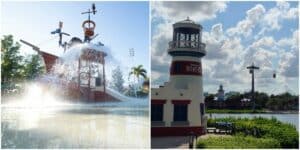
197,135,280,148
199,117,299,148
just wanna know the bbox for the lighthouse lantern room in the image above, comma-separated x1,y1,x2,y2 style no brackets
151,17,207,136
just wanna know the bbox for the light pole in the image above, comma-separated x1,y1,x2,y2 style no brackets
246,63,259,111
129,48,136,97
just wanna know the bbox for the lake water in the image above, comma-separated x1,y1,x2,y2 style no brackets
210,113,299,130
1,101,150,148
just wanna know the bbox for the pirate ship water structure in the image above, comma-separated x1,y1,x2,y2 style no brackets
20,4,118,102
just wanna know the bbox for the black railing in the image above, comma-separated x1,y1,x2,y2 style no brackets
169,40,205,50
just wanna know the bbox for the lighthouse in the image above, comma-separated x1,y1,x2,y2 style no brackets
151,17,207,136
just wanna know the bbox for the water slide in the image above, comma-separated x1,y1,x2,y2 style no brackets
106,87,145,101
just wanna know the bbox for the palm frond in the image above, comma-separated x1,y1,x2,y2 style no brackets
140,73,147,79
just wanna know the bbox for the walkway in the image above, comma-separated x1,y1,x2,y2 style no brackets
151,134,231,148
151,136,190,148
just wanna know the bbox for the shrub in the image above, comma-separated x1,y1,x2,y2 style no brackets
196,135,280,148
207,117,299,148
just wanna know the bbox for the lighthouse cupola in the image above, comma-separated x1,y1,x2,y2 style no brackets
168,17,206,58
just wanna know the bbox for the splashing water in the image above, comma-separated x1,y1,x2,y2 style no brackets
3,42,147,107
46,43,106,93
2,82,70,108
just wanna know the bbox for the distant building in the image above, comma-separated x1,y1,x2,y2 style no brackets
217,84,225,101
241,98,251,107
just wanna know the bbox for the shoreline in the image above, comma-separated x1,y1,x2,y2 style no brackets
206,109,299,114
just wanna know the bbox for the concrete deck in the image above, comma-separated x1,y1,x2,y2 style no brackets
151,136,190,148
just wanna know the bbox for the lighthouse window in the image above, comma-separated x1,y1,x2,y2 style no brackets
191,34,195,41
180,34,185,47
175,33,180,47
174,104,188,121
151,104,163,121
191,34,196,48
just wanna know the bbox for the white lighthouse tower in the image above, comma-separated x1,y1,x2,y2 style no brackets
151,17,207,136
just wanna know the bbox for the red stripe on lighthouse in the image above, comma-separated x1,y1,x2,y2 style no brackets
170,61,202,76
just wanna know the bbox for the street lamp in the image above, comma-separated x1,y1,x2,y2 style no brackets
246,63,259,111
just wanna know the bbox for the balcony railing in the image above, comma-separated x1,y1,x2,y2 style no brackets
169,40,205,50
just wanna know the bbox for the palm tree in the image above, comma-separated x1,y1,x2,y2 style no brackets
129,65,147,97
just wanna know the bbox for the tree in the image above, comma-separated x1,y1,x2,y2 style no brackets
129,65,147,97
266,92,299,110
255,92,269,109
1,35,24,85
24,54,45,80
225,92,242,109
1,35,46,95
110,66,125,93
205,94,215,108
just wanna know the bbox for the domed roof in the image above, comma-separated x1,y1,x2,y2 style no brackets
173,17,202,29
177,17,196,24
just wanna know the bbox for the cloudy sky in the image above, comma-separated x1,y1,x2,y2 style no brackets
151,1,299,95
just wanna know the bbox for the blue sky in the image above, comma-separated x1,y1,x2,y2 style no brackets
151,1,299,95
1,1,149,84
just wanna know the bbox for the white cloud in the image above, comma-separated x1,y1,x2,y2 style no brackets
203,24,243,60
279,49,298,77
261,1,298,32
263,5,282,30
278,30,299,78
278,30,299,48
227,4,266,37
211,23,224,40
151,1,227,23
151,70,170,89
203,31,227,59
252,36,275,48
283,7,298,19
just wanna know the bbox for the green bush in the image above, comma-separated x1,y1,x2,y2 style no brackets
197,135,280,148
206,117,299,148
